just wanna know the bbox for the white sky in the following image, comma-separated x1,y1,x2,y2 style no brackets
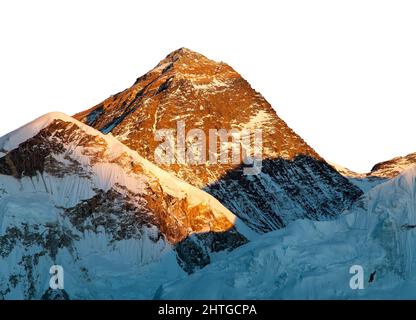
0,0,415,173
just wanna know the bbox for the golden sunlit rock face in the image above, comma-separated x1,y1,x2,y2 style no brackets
75,48,320,188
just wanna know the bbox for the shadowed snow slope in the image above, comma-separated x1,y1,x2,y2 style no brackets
157,166,416,299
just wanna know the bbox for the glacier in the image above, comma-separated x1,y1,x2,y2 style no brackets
157,166,416,299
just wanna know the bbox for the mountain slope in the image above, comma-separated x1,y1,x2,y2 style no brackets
75,48,362,232
0,112,251,299
157,166,416,299
370,152,416,178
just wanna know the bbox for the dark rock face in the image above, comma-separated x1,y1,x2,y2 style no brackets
175,230,248,274
0,224,77,260
0,120,100,179
0,223,78,300
41,288,70,300
63,187,162,242
206,156,363,232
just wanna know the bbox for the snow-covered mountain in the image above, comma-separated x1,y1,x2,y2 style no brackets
2,48,413,300
75,48,363,232
157,166,416,299
370,152,416,178
0,112,253,299
330,154,416,182
330,151,416,193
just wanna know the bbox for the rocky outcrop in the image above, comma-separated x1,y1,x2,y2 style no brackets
370,152,416,178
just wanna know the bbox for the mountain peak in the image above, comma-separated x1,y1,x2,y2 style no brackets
75,49,325,174
151,47,233,79
0,112,109,157
75,49,362,233
370,152,416,178
165,47,200,59
162,47,212,63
